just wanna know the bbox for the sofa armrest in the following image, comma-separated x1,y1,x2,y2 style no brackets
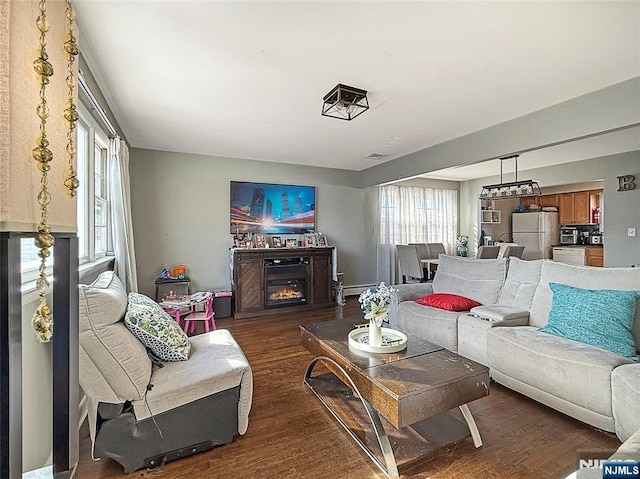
394,283,433,302
469,305,530,325
457,310,529,366
609,428,640,461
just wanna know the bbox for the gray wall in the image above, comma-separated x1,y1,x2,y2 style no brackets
361,78,640,188
460,151,640,267
130,149,377,298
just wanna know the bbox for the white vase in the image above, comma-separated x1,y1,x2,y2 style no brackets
369,318,382,347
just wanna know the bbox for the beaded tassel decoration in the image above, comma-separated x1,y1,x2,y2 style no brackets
63,0,79,196
32,0,55,342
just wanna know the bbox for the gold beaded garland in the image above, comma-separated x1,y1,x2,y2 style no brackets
32,0,54,342
63,0,79,196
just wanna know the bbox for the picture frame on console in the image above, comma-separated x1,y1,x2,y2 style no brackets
285,238,297,248
316,233,327,246
305,232,317,247
255,234,266,248
271,236,282,248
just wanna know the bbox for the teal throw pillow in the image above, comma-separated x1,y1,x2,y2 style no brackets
539,282,639,359
125,293,191,361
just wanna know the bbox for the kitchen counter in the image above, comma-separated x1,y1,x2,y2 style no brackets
551,244,603,248
553,245,604,267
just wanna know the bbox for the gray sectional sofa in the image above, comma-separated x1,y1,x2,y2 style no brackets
391,254,640,456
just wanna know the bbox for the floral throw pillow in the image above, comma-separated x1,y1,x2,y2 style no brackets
124,293,191,361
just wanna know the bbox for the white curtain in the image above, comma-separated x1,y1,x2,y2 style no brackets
109,138,138,292
376,185,458,284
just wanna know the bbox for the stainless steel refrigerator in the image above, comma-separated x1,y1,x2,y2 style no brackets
512,212,559,260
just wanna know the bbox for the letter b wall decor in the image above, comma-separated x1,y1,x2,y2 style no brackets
617,175,636,192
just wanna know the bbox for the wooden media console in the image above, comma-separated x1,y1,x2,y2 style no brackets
232,247,335,319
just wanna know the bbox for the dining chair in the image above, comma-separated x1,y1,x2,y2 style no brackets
409,243,430,261
396,245,426,283
476,245,501,259
503,245,526,259
425,243,446,280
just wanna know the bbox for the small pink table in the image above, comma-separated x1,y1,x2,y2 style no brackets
161,292,215,334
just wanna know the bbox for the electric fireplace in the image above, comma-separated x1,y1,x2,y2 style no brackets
264,258,308,308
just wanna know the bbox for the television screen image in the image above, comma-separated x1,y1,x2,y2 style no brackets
230,181,316,234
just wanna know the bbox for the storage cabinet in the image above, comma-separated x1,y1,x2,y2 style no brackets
234,255,263,313
559,193,575,224
573,191,591,224
538,194,559,208
559,191,598,225
481,210,501,224
519,194,558,209
586,247,603,267
310,252,332,304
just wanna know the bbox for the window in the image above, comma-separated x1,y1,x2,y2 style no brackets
19,238,53,283
20,103,112,279
77,102,112,264
93,135,109,258
378,184,458,251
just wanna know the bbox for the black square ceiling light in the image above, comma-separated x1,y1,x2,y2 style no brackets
321,84,369,121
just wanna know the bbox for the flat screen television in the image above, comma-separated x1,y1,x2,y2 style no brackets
230,181,316,234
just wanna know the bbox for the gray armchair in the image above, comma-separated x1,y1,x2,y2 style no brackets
79,271,253,472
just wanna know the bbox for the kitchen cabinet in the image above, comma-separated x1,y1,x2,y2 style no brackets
586,247,603,267
559,193,575,224
481,210,501,224
538,194,559,208
559,191,594,225
520,194,558,209
573,191,591,224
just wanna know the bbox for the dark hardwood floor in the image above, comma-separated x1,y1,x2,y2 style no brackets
77,299,620,478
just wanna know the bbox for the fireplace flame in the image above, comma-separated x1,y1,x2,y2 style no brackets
269,288,304,301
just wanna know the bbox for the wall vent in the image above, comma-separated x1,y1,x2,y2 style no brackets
364,153,388,160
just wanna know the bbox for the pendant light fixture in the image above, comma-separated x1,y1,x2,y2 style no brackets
479,155,542,200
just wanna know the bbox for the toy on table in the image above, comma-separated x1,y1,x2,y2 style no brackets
157,267,173,279
173,264,187,280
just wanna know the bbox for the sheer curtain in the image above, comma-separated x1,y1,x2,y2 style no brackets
109,138,138,292
376,185,458,284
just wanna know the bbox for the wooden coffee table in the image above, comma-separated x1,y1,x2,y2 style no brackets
300,319,490,478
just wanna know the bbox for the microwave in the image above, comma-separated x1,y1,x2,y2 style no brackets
560,227,578,245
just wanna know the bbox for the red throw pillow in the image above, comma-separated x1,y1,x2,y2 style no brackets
415,293,482,311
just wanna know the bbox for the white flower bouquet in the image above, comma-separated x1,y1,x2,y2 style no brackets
358,282,398,327
456,235,469,247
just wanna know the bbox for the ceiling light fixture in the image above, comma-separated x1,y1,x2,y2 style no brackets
321,84,369,121
479,155,541,200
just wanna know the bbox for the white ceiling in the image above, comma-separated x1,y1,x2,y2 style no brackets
422,126,640,181
75,1,640,174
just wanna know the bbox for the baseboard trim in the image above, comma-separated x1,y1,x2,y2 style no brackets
344,284,375,297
